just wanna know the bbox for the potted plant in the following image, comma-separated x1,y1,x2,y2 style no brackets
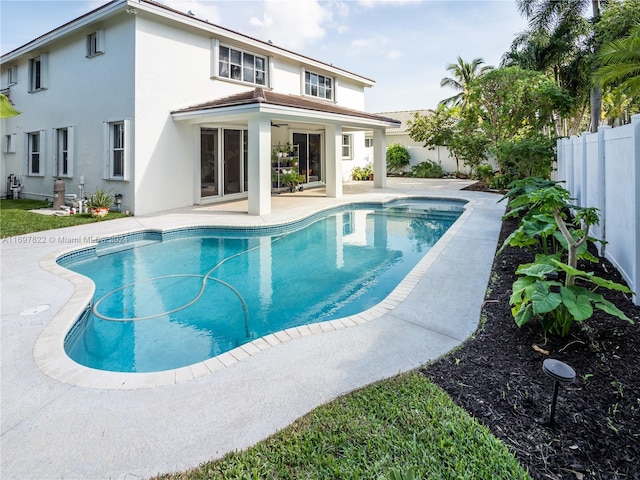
280,171,305,192
87,188,114,217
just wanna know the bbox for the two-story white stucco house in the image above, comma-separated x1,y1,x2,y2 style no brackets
0,0,399,215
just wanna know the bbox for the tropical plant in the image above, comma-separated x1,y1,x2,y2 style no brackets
351,164,373,181
439,56,493,110
515,0,604,132
386,143,411,175
86,188,114,209
410,160,443,178
501,177,634,336
0,94,20,118
510,254,633,336
593,23,640,99
493,132,557,180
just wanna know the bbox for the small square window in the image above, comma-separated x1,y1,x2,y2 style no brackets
342,134,353,159
8,66,17,85
87,30,104,57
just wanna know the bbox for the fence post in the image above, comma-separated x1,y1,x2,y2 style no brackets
632,114,640,305
597,125,610,256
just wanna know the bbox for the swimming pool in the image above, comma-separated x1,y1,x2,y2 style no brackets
60,198,465,372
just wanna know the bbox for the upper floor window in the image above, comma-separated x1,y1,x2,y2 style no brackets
87,30,104,57
342,134,352,159
218,46,266,85
27,131,43,175
28,53,48,92
8,66,17,85
305,71,333,100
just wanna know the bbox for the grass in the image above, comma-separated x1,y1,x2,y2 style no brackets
0,199,127,238
2,198,531,479
155,373,530,480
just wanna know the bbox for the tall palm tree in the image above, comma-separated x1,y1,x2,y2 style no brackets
516,0,603,132
439,56,493,110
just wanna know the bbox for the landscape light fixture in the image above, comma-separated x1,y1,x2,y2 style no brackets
542,358,576,425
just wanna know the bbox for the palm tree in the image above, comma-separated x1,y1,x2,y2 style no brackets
439,56,493,110
594,24,640,98
516,0,603,132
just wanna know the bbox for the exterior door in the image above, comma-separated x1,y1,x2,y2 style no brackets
293,132,322,183
200,129,218,198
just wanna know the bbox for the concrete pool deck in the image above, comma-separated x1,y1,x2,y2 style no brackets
1,178,505,479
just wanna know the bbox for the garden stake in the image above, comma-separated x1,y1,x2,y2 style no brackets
542,358,576,425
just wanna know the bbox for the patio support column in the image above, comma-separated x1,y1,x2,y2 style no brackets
372,128,387,188
325,124,343,198
247,114,272,215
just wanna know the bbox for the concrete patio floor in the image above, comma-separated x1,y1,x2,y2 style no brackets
1,178,505,479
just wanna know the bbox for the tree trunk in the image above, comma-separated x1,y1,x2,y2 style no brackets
590,0,602,133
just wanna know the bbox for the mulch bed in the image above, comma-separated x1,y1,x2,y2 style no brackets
420,210,640,479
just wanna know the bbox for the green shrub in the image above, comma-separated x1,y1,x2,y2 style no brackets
475,164,494,182
410,160,444,178
386,144,411,175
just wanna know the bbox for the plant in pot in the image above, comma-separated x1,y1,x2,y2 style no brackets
280,171,305,192
87,188,114,218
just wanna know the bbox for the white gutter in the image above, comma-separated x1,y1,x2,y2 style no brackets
172,103,400,129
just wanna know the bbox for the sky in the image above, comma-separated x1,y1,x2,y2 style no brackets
0,0,530,113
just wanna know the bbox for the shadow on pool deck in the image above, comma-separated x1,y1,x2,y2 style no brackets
1,178,504,480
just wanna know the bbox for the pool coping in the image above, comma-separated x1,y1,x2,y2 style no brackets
34,196,471,389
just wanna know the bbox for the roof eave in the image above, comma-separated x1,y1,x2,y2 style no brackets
1,0,126,62
172,102,400,129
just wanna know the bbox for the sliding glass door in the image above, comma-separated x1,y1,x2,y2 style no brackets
201,128,248,200
293,132,322,183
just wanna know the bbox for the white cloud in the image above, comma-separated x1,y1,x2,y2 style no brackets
385,50,402,60
358,0,420,7
248,0,331,50
351,38,370,48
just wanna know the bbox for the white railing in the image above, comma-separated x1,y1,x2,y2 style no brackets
556,114,640,305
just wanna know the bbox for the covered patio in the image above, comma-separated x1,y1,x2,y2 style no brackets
171,88,400,215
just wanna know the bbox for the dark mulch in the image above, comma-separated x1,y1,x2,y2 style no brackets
420,213,640,480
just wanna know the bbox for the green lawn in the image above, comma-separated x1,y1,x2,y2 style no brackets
0,199,127,238
155,373,530,480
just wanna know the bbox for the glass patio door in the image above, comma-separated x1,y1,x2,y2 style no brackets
293,132,322,183
201,128,248,199
200,129,218,198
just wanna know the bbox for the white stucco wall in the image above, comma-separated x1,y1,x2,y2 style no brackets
2,2,373,213
1,14,136,208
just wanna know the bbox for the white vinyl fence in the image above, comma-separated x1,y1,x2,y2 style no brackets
556,114,640,305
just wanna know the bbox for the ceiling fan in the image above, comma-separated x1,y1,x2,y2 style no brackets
271,121,289,128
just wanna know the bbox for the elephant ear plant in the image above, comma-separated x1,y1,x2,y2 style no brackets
501,178,634,337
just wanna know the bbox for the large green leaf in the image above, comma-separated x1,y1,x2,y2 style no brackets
532,283,562,314
587,274,633,293
560,287,593,321
516,262,557,278
595,298,633,322
0,94,20,118
513,303,533,327
510,277,536,304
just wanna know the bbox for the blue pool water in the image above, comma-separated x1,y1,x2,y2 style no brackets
61,199,464,372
